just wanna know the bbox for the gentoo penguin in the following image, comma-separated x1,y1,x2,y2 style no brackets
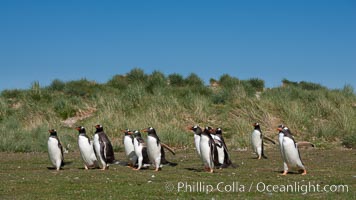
75,126,99,169
277,126,307,175
277,124,288,174
122,129,138,168
213,128,233,168
143,127,162,171
132,130,150,170
188,125,202,157
199,127,215,173
251,122,267,159
47,129,64,170
93,124,115,170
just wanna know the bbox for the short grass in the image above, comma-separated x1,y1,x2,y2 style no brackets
0,148,355,199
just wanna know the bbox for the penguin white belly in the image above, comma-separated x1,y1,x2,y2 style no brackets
47,138,62,169
147,136,161,168
279,133,286,160
93,134,105,167
194,134,201,156
282,137,304,169
215,141,224,164
251,130,262,156
78,136,97,167
199,135,213,169
124,136,137,165
278,133,288,171
133,139,144,169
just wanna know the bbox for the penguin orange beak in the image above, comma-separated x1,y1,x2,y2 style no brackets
141,129,148,132
75,127,80,131
187,126,194,131
277,127,282,131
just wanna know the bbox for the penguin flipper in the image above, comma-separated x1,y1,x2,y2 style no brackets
161,142,175,155
297,141,315,148
103,141,115,163
263,136,276,144
142,147,150,164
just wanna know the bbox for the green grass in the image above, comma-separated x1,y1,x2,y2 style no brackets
0,69,355,152
0,148,354,199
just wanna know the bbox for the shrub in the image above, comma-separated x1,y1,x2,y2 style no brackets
342,134,356,148
185,73,204,87
126,68,147,84
48,79,65,91
107,75,128,90
168,73,185,87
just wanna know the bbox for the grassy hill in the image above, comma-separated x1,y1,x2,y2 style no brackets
0,68,355,152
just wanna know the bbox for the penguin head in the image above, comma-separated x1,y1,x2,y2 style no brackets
277,124,289,132
142,127,156,134
189,125,202,135
252,122,261,130
133,130,142,138
203,126,214,134
122,129,131,135
76,126,86,133
48,129,57,136
95,124,104,132
215,127,222,135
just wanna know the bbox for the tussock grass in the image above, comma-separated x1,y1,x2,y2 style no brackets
0,69,355,152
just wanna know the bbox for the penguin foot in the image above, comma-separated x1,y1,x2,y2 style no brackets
257,156,261,160
84,165,89,170
282,171,288,175
133,168,140,171
301,170,307,175
209,168,214,173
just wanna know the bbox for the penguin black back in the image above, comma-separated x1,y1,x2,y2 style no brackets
95,124,115,163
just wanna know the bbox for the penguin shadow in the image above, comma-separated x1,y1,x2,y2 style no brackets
77,166,101,170
274,170,303,175
47,161,73,170
184,167,204,172
47,167,62,170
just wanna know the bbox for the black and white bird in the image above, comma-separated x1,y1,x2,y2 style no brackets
93,124,115,170
188,125,202,157
143,127,162,171
132,130,150,170
75,126,98,170
142,127,176,171
122,129,138,168
212,127,233,168
199,126,215,173
251,122,268,159
47,129,64,170
277,126,307,175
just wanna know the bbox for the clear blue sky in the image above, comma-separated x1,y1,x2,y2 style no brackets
1,0,355,91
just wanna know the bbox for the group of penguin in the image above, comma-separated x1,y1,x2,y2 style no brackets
251,123,314,175
187,123,313,175
48,125,176,172
48,123,313,175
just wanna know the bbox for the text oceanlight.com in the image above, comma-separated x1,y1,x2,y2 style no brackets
165,182,349,194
